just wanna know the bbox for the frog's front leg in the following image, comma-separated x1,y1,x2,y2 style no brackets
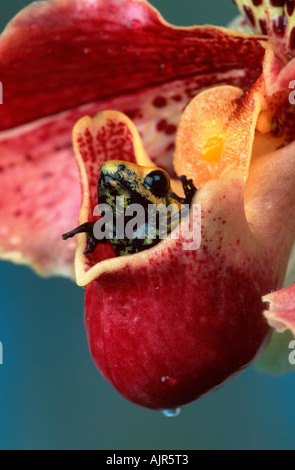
170,175,197,205
62,222,105,255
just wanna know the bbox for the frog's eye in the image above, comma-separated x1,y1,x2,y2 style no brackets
144,170,170,197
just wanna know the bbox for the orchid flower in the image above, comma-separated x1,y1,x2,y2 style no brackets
1,0,295,411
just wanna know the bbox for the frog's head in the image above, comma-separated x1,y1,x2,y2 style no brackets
97,160,180,210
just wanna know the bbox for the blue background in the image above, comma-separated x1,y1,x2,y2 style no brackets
1,0,295,450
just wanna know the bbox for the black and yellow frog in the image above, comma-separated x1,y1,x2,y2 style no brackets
62,160,196,256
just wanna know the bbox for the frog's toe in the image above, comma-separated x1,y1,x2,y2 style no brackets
83,234,102,255
170,175,197,205
179,175,197,205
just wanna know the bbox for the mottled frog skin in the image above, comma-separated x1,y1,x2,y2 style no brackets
62,160,196,256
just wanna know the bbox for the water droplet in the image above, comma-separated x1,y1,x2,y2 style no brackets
161,408,181,418
160,375,177,386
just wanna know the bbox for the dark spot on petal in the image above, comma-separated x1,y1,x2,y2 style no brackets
125,109,139,120
43,172,53,179
259,18,268,35
166,142,175,152
153,96,167,108
165,124,177,135
54,141,72,151
287,0,295,16
252,0,263,5
273,14,287,36
270,0,285,6
289,26,295,48
243,5,256,27
156,119,167,131
172,94,182,102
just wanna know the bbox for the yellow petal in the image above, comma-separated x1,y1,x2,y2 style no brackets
174,82,266,186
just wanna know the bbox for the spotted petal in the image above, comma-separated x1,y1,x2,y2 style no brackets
0,0,268,276
234,0,295,94
234,0,295,54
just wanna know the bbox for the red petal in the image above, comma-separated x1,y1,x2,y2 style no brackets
0,0,267,274
0,0,266,131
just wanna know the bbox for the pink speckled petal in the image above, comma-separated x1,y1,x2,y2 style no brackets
263,284,295,336
0,0,267,275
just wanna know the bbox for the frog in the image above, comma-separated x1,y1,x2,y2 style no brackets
62,160,197,256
